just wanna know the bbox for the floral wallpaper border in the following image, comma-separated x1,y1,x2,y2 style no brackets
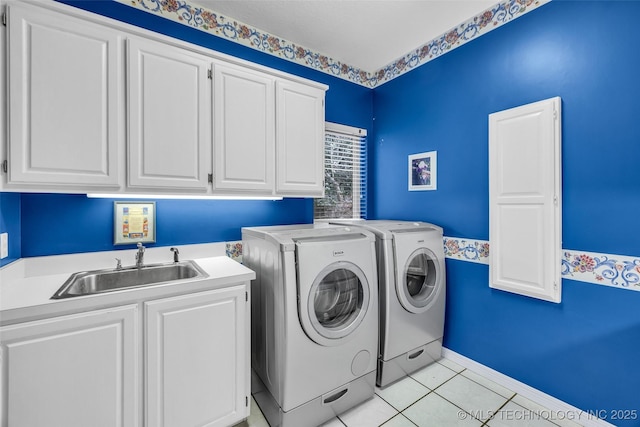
226,239,639,293
444,237,491,265
225,241,243,264
443,237,640,293
115,0,550,88
562,249,640,291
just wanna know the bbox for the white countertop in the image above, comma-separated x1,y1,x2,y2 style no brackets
0,243,255,325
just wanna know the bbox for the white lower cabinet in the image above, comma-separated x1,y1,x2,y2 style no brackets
0,305,138,427
0,285,249,427
145,286,249,427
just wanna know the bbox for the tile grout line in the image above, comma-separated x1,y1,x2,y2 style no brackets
428,370,490,424
426,368,520,425
371,362,463,426
335,416,348,426
372,389,420,427
480,395,516,427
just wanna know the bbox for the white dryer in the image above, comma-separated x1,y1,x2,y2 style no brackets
329,220,446,388
242,224,379,427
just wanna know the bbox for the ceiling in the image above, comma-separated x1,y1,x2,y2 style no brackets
191,1,497,72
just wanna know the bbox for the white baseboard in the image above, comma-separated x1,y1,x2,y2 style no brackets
442,348,615,427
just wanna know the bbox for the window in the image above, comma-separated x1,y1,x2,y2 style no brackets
314,123,367,219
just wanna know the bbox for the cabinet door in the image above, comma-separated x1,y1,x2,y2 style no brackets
489,97,562,303
127,38,211,191
7,3,121,188
275,80,326,197
0,305,138,427
213,63,275,194
145,285,249,427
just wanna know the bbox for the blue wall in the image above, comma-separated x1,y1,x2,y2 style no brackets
373,1,640,424
0,0,373,265
0,192,21,265
18,194,312,257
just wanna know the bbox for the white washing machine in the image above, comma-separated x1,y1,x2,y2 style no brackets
242,224,379,427
329,220,446,388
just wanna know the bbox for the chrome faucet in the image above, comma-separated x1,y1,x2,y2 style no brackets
135,242,145,268
170,247,180,263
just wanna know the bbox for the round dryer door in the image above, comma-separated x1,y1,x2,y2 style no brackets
306,261,370,343
398,248,440,313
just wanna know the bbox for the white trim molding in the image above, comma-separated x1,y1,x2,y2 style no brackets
442,348,616,427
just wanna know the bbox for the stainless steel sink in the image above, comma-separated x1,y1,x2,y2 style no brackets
51,261,208,299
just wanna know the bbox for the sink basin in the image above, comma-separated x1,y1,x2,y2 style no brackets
51,261,209,299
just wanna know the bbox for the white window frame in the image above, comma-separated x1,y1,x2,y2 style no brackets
314,122,367,220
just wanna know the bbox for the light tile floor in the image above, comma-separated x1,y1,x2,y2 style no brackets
241,358,585,427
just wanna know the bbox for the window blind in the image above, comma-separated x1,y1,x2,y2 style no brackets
314,123,367,219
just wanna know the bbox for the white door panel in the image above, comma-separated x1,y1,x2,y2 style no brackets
213,63,275,193
275,81,325,196
127,37,211,191
0,305,138,427
7,3,121,187
145,287,248,427
489,97,562,303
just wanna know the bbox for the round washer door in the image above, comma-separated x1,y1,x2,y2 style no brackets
397,248,441,313
302,261,370,345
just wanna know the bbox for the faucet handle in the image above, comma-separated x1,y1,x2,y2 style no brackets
115,258,122,270
170,247,180,263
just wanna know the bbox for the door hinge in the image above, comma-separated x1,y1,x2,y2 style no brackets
246,396,249,407
245,291,248,302
553,195,558,206
2,12,6,27
207,69,212,80
1,160,7,174
208,173,213,184
553,109,558,120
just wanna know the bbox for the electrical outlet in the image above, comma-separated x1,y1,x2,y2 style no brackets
0,233,8,259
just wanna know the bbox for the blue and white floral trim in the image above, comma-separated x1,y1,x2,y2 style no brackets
115,0,550,88
227,238,640,292
443,237,490,265
373,0,549,86
561,249,640,291
225,241,243,264
442,238,640,293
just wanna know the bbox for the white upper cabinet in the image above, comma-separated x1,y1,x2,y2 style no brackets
127,37,212,191
276,80,326,197
6,2,122,189
1,1,328,197
212,62,275,194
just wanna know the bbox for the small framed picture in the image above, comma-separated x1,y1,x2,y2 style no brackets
114,201,156,245
409,151,437,191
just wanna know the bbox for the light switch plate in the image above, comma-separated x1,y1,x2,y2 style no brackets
0,233,8,259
